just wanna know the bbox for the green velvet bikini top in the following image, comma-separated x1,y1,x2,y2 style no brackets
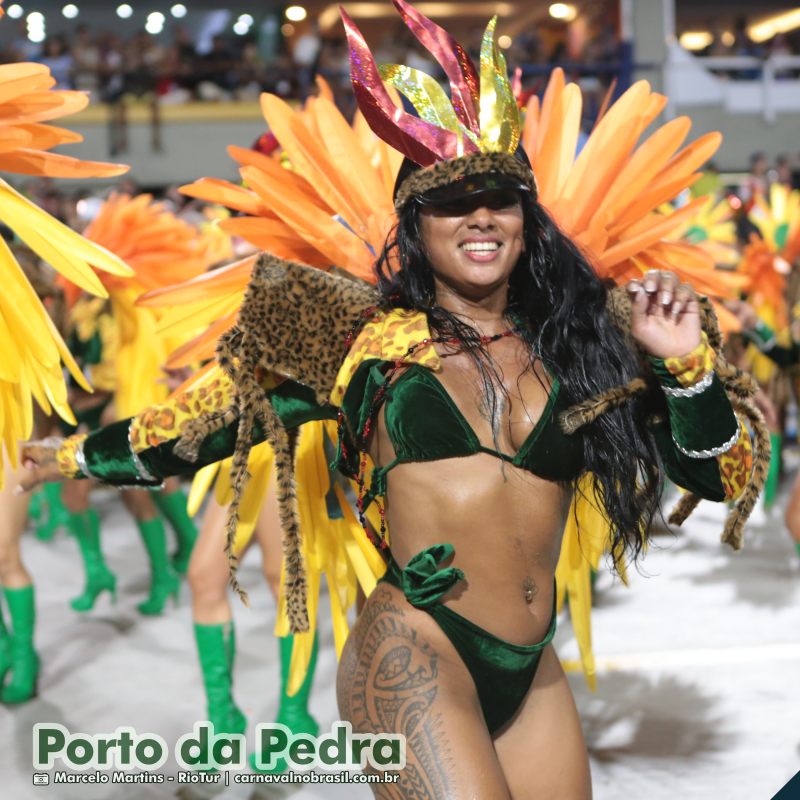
336,358,586,496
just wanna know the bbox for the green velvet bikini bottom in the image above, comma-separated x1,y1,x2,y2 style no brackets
379,543,557,734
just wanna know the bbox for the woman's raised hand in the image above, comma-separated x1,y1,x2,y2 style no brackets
14,438,68,495
626,270,702,359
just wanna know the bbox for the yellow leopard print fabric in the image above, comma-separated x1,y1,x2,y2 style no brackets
130,375,236,452
663,333,714,387
57,433,88,478
330,309,441,406
718,418,753,501
662,333,751,501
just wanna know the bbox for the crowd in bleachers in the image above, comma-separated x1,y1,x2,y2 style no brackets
0,17,624,108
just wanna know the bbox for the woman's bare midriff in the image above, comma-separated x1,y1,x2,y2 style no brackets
382,455,571,647
370,338,573,648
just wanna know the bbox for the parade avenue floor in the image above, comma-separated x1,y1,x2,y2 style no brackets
3,476,799,800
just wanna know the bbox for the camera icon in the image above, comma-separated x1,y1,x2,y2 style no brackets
32,773,50,786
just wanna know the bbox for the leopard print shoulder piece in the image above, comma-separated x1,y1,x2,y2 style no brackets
330,308,441,406
174,253,379,632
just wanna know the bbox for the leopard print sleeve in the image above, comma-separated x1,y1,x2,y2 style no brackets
61,372,334,486
650,336,753,502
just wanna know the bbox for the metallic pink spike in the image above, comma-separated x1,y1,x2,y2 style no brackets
341,6,468,166
391,0,480,136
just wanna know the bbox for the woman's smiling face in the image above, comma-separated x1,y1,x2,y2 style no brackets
419,189,525,301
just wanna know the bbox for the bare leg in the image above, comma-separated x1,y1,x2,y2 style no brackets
338,581,511,799
494,646,592,799
249,475,320,774
188,496,234,624
0,462,32,589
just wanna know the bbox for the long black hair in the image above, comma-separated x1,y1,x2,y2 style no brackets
374,192,663,566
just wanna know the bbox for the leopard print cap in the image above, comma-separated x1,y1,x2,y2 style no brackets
394,151,538,210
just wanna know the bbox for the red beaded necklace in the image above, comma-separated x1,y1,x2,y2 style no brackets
337,307,522,549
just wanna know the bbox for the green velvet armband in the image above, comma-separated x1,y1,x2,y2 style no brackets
649,359,738,458
82,420,163,487
650,421,726,501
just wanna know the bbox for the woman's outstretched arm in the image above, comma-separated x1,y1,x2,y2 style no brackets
18,372,335,492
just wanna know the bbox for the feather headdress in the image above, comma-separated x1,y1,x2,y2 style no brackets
342,0,534,204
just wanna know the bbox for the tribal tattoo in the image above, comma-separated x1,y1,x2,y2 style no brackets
338,588,454,799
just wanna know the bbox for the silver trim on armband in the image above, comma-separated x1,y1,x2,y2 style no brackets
74,441,91,479
128,421,160,483
671,419,741,459
661,370,714,398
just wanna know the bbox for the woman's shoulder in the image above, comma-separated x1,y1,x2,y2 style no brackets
330,308,441,406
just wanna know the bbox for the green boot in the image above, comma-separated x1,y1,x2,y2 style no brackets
764,432,782,511
0,599,10,689
250,634,319,773
136,517,180,615
1,585,39,704
68,509,117,612
35,483,71,541
194,622,247,766
152,489,198,575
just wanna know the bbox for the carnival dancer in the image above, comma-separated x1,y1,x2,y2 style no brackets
19,3,765,793
731,297,800,561
0,56,130,703
187,448,324,773
167,55,752,689
53,193,223,614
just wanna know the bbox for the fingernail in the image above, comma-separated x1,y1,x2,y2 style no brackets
661,292,671,305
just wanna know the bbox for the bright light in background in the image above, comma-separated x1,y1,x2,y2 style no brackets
116,4,133,19
7,4,24,19
749,9,800,43
549,3,577,22
281,22,295,36
145,10,165,34
285,5,307,22
27,11,45,43
170,3,186,18
233,12,253,35
679,31,713,51
62,4,79,18
721,31,734,47
497,34,512,49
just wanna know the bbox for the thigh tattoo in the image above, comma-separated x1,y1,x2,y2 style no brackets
339,588,454,799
